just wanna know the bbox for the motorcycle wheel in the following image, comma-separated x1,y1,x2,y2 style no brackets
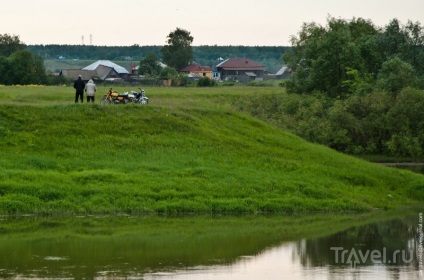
100,98,111,105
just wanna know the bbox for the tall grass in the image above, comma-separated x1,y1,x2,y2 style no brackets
0,86,423,215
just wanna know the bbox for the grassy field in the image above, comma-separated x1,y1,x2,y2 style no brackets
0,85,423,215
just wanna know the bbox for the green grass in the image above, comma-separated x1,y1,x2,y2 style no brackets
0,85,423,215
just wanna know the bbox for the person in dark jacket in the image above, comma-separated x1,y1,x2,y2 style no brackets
73,75,85,103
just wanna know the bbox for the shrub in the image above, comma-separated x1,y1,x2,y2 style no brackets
177,75,193,87
197,77,216,87
159,67,178,80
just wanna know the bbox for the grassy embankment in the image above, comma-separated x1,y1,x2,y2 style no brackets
0,85,423,215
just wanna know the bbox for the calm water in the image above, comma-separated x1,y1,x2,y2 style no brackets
0,212,422,279
382,164,424,175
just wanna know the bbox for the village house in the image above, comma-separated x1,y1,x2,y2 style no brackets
59,69,98,82
179,63,213,79
60,60,129,82
275,65,292,79
216,58,265,83
82,60,129,81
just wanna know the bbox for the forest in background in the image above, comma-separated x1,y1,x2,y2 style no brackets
27,45,288,73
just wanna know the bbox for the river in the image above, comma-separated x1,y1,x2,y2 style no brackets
0,211,422,279
381,163,424,175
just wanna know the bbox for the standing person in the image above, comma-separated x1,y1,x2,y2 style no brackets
73,75,85,103
85,79,97,103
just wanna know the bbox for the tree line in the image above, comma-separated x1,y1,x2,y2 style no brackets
283,17,424,96
0,29,286,85
241,17,424,158
0,34,47,85
28,43,287,72
238,87,424,158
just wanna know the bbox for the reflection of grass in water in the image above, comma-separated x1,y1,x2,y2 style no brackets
0,211,418,278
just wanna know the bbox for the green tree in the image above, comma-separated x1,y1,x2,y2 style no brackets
376,57,415,94
357,35,385,79
348,18,379,41
378,19,408,60
159,66,178,80
386,88,424,157
8,50,46,85
0,34,26,57
313,20,363,97
138,53,162,77
403,20,424,74
283,17,424,96
161,28,193,70
283,22,326,93
284,17,368,97
0,56,12,84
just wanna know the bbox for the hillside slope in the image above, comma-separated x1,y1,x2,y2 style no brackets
0,88,423,214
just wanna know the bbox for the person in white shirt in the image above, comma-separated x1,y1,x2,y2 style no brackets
85,79,97,103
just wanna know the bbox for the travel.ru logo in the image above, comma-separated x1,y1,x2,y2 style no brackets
330,247,414,268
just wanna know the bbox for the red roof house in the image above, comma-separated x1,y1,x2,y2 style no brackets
216,58,265,82
179,64,213,79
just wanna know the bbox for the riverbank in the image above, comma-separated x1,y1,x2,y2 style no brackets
0,86,423,215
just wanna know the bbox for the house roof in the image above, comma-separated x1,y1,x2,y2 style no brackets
60,69,97,80
95,65,119,80
179,64,212,72
60,66,120,81
276,66,291,76
216,58,265,71
83,60,129,74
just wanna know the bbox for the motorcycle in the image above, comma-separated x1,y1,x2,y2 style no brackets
128,88,149,105
100,88,148,105
100,88,131,105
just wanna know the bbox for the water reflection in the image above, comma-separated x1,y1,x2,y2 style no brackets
144,215,422,280
293,218,417,268
143,247,419,280
380,163,424,174
0,212,422,279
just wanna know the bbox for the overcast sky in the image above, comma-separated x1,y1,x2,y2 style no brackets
1,0,423,46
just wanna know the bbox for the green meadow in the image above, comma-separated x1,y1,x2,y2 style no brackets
0,85,423,215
